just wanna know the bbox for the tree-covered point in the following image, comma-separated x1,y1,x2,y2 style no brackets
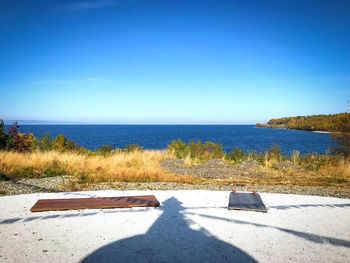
256,113,350,132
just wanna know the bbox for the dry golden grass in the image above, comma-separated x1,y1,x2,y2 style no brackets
1,150,349,192
214,161,350,189
0,150,201,184
212,164,350,198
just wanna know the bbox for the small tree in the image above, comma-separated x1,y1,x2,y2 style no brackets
53,134,67,152
204,141,224,159
7,122,19,136
30,134,40,151
65,140,79,151
40,133,53,151
330,114,350,157
226,147,246,163
97,144,114,156
0,120,9,149
126,144,143,153
6,122,33,152
168,139,187,158
187,141,204,159
16,133,34,152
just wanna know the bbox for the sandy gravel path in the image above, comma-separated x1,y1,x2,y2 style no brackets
0,191,349,262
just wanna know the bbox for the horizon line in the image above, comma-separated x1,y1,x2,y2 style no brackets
3,122,258,126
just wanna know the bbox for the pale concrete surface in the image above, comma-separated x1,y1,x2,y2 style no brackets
0,190,349,263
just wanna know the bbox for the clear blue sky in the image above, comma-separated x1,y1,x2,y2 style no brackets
1,0,349,124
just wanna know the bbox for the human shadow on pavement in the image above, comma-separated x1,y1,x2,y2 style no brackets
269,203,350,210
81,197,258,263
188,212,350,248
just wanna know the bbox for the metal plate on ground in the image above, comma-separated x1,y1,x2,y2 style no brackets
228,192,267,212
30,195,160,212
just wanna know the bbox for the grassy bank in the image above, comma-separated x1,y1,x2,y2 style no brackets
0,150,199,184
215,162,350,188
0,149,349,193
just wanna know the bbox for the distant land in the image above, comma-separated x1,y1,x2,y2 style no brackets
4,120,82,125
256,113,350,133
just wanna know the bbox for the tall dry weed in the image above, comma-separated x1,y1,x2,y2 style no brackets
0,150,200,184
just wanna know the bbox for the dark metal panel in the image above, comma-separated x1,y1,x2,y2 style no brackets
228,192,267,213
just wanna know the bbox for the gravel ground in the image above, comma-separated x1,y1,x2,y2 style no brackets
1,176,349,199
0,177,69,196
0,190,349,262
160,159,262,178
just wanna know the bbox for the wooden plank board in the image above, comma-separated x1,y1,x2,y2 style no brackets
228,192,267,213
30,195,160,212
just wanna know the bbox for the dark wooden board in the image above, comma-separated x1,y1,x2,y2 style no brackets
228,192,267,213
30,195,160,212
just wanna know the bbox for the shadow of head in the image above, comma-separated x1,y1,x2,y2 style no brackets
81,196,257,263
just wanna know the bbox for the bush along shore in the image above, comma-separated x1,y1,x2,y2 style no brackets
0,120,349,198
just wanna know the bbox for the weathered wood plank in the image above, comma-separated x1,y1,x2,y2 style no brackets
30,195,160,212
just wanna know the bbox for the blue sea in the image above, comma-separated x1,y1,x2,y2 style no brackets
5,125,335,155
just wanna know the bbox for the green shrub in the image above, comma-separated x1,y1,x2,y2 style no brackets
44,168,66,177
326,177,346,184
40,133,53,151
299,154,340,171
14,133,34,152
187,141,205,159
0,120,10,150
168,140,224,162
6,122,18,150
266,144,286,162
330,134,350,157
226,147,247,164
65,140,79,151
203,141,224,159
97,144,114,156
247,150,265,165
126,144,143,153
13,167,41,178
53,134,67,152
5,122,33,152
30,134,40,151
77,147,94,156
168,139,188,158
0,121,80,154
78,175,89,184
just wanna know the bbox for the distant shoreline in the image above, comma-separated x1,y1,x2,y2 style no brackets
257,126,342,135
256,125,332,134
256,113,349,134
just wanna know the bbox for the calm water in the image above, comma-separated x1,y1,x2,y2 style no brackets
6,125,334,155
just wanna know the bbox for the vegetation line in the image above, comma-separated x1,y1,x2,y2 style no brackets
0,119,349,195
